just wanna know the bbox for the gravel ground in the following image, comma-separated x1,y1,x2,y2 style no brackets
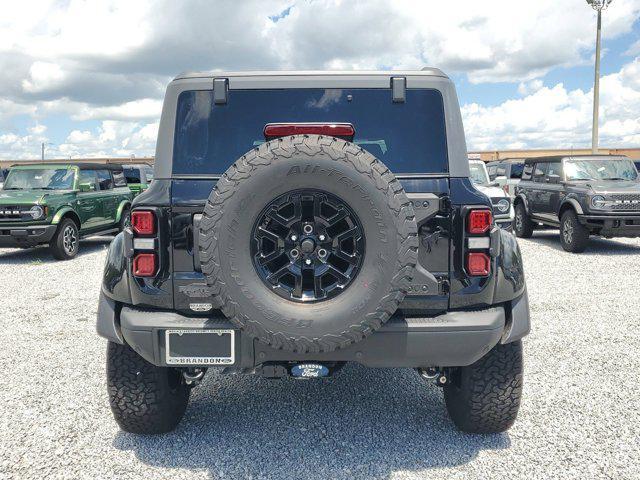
1,232,639,480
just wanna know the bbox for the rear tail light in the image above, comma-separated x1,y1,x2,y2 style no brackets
133,253,156,277
503,184,510,195
131,210,155,235
264,123,355,139
131,209,158,278
466,252,490,276
467,209,492,234
465,208,493,276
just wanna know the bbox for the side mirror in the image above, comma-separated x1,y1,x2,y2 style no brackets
79,182,95,192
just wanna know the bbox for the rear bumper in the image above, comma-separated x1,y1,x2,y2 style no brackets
97,289,530,369
0,224,57,247
578,214,640,237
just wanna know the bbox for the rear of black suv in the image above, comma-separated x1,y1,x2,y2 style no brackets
97,70,530,435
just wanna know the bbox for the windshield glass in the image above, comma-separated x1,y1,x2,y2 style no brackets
173,88,449,175
564,158,638,181
4,168,76,190
469,162,489,184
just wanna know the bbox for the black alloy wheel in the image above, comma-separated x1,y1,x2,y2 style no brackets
251,189,365,302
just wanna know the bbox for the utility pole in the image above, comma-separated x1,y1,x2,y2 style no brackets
41,142,54,161
586,0,613,154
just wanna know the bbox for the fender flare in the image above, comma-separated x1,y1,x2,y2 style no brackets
559,198,583,216
51,206,80,226
513,193,530,214
115,200,132,223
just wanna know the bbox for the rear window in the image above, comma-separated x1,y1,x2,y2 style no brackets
510,163,524,179
123,166,141,183
173,88,449,175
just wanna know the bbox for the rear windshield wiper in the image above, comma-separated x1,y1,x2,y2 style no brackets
601,177,629,181
3,187,22,190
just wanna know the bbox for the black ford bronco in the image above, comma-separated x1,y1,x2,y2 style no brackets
513,155,640,252
97,70,530,435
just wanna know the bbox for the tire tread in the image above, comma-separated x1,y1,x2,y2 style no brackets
198,135,418,353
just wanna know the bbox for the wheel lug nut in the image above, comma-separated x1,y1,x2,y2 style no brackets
305,258,312,265
319,234,326,241
318,248,327,258
303,224,313,234
291,249,299,258
290,235,297,242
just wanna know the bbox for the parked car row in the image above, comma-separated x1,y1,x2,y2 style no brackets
513,155,640,252
0,162,152,259
471,154,640,253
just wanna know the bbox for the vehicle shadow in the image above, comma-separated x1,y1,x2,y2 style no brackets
113,364,510,479
0,236,113,264
525,231,640,255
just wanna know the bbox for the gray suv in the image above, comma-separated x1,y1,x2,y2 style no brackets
97,70,530,435
513,155,640,252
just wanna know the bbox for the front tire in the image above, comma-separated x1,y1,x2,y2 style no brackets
444,341,523,433
513,203,533,238
50,218,79,260
107,341,190,434
560,210,589,253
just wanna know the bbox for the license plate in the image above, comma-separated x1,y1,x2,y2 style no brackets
165,329,235,365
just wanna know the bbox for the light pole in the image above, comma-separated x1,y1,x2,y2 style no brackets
586,0,612,154
41,142,54,161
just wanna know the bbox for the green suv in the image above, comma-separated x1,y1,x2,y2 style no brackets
0,163,133,260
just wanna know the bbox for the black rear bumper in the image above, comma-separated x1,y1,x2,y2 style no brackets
97,290,530,369
579,214,640,237
0,224,57,247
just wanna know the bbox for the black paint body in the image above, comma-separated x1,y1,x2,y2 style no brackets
102,177,526,314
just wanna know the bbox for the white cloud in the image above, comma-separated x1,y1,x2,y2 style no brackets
463,57,640,150
518,79,544,96
0,120,158,160
27,124,47,135
21,61,66,93
1,0,640,158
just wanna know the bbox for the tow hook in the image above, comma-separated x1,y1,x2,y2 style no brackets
182,368,206,386
418,367,450,386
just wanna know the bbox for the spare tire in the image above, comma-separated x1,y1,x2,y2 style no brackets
199,134,418,353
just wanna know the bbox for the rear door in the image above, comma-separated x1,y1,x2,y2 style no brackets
507,162,524,196
538,161,563,220
76,169,102,229
529,162,547,217
96,169,118,226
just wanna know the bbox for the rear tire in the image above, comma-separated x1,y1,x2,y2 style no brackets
560,210,589,253
513,203,533,238
444,341,523,433
107,341,190,434
50,218,79,260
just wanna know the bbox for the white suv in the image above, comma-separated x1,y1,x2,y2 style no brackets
469,159,513,230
